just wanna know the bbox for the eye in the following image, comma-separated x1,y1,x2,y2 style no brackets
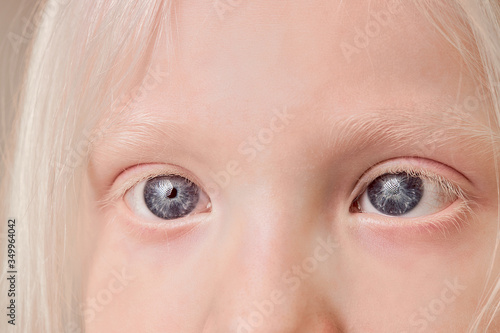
125,174,211,220
352,171,458,218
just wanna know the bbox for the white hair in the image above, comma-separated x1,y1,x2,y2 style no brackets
1,1,171,331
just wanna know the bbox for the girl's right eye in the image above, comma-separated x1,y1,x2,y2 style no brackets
125,175,211,221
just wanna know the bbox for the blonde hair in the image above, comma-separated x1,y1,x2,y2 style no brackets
1,1,170,331
417,2,500,331
1,1,500,332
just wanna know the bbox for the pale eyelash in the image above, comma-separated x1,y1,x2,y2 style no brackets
99,167,196,210
353,164,470,206
358,201,476,238
102,162,473,236
352,164,477,237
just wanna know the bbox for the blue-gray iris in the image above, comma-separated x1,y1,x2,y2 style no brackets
144,175,200,220
367,172,424,216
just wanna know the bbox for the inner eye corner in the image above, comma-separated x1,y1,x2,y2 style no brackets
349,196,362,213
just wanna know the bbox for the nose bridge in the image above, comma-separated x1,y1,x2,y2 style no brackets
208,183,340,332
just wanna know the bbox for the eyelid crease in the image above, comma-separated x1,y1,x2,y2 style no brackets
98,165,198,210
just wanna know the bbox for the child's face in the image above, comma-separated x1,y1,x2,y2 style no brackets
86,1,499,332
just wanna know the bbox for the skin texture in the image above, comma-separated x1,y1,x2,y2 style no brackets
85,1,500,332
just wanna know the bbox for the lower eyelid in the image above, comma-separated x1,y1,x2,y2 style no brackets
348,202,476,259
354,198,473,236
118,204,211,243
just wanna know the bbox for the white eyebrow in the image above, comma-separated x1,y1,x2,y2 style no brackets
90,109,188,154
322,107,499,158
89,104,499,168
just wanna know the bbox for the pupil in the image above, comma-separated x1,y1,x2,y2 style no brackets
167,187,177,199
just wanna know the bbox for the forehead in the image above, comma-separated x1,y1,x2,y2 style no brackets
93,0,483,158
91,1,492,194
154,0,471,110
111,0,480,135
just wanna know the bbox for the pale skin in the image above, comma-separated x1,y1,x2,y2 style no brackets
85,1,500,332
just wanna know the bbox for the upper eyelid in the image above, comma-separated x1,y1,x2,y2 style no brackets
101,159,471,209
98,164,200,209
350,158,470,203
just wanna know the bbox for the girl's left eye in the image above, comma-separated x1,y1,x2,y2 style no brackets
353,172,457,218
125,175,211,221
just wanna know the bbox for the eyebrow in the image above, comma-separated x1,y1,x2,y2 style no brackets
322,107,499,158
89,105,499,169
91,109,190,154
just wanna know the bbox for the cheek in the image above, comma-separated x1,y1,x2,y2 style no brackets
349,203,497,264
83,210,220,332
333,210,498,329
83,191,499,332
83,219,140,331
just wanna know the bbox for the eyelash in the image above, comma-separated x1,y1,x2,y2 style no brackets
351,165,467,210
103,159,473,236
100,166,203,210
349,161,474,234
